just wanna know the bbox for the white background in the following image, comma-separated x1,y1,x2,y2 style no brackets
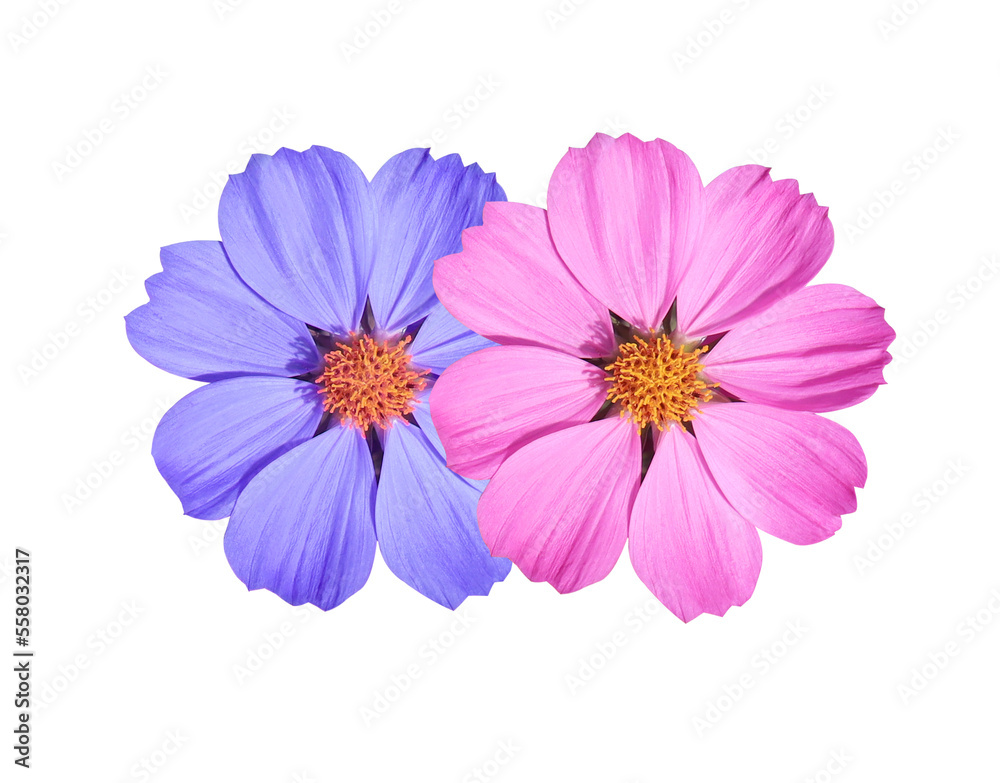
4,0,999,780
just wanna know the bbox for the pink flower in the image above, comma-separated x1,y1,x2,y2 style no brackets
430,133,894,622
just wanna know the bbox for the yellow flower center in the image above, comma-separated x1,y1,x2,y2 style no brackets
605,335,714,430
316,334,428,432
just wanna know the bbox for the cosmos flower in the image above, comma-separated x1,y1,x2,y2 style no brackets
126,145,511,610
431,133,894,621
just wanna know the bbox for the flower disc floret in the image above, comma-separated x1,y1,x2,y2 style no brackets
605,335,714,430
317,334,428,431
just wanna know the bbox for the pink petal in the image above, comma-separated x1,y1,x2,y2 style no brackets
430,346,610,480
629,426,762,622
693,403,867,545
675,165,834,339
546,133,705,332
433,202,615,358
703,284,895,412
477,417,641,593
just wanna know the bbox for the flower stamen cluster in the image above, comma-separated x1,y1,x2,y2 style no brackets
317,334,428,431
605,336,714,430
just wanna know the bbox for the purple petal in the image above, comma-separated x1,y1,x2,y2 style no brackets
375,423,510,609
409,385,488,493
409,302,497,375
151,377,324,520
219,146,375,334
224,425,377,609
369,149,506,333
125,241,320,381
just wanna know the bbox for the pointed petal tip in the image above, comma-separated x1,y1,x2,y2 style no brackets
180,502,227,521
550,578,584,596
413,148,501,183
235,581,343,612
434,573,509,610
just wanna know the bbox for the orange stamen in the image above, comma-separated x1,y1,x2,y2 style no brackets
316,334,428,432
604,336,715,431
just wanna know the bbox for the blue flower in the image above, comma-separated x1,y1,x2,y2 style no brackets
126,146,511,610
